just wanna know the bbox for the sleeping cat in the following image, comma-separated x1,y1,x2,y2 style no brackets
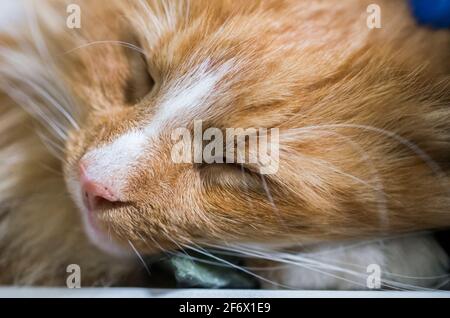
0,0,449,289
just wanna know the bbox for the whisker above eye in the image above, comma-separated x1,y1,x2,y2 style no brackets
64,40,148,57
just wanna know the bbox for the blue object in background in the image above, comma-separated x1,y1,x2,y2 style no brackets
409,0,450,28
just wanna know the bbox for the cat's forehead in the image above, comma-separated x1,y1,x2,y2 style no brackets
75,0,375,138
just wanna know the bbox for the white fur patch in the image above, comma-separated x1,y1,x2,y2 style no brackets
81,131,148,196
83,60,232,194
145,60,232,136
160,62,227,118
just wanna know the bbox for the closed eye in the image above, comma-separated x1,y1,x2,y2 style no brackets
124,50,155,104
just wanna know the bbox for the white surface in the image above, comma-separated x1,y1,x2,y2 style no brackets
0,288,449,298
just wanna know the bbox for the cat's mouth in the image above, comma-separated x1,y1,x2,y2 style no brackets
69,163,133,257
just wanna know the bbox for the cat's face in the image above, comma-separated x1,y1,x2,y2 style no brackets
56,0,450,256
63,0,317,255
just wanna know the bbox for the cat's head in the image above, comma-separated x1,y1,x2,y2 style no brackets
11,0,450,256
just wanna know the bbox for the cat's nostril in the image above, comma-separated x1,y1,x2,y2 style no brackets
79,162,119,211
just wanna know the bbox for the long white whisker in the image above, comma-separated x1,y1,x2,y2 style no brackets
128,240,151,277
64,40,147,56
208,243,373,290
36,130,66,161
183,242,293,289
1,81,68,141
207,243,442,291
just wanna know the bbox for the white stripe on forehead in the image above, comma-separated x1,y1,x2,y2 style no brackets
145,59,232,136
81,60,232,193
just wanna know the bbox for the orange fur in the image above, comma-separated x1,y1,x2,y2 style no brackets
0,0,449,286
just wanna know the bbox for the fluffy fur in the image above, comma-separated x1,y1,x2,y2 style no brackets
0,0,449,288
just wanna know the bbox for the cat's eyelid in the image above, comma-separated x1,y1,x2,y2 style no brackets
125,51,157,104
145,58,161,87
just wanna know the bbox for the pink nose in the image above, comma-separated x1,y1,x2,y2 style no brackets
79,162,118,211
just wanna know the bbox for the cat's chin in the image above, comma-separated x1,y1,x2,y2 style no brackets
80,207,133,259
